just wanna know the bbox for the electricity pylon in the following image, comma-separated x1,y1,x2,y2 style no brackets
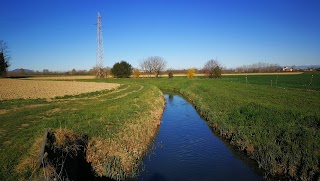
96,12,106,78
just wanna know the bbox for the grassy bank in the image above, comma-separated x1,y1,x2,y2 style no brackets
0,83,165,180
97,73,320,180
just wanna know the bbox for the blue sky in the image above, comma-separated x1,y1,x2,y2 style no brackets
1,0,319,71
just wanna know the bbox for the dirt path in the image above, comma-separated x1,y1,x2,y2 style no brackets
0,79,119,100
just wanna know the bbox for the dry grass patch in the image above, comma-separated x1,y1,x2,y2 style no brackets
52,128,85,155
0,109,8,115
86,91,165,180
16,128,87,181
3,140,12,145
0,128,6,136
15,137,43,177
21,124,29,127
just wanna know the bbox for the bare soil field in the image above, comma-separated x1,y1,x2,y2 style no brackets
0,79,119,100
25,75,96,80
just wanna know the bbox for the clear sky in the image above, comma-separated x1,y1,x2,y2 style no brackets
1,0,319,71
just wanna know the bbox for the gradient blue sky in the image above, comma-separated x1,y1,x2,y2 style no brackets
1,0,319,71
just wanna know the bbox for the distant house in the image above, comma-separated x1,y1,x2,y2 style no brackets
282,67,293,72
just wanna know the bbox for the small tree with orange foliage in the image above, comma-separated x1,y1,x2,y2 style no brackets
186,68,195,78
133,69,141,78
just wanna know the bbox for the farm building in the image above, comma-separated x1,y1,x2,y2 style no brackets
282,67,293,72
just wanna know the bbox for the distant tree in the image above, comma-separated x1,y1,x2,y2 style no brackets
71,69,77,75
96,67,106,78
236,62,281,73
213,66,222,78
0,53,8,77
89,66,107,78
186,68,195,78
140,56,167,78
89,66,98,75
104,67,111,78
203,59,222,78
111,61,133,78
0,40,10,77
140,59,152,77
76,70,88,75
133,69,141,78
168,70,173,78
43,69,50,74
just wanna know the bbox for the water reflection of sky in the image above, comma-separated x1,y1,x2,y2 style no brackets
136,94,263,181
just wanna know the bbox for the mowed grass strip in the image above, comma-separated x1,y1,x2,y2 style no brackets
0,83,165,180
98,73,320,180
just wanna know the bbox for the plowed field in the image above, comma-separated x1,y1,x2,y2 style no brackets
0,79,119,100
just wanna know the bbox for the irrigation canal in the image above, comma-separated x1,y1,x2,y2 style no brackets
136,94,263,181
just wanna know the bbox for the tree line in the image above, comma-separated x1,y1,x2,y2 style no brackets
109,57,222,78
234,62,282,73
4,39,316,79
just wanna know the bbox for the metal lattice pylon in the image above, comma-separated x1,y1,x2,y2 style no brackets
96,12,106,78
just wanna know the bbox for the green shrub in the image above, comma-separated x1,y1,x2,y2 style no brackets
111,61,133,78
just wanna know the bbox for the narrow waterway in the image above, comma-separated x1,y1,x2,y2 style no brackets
136,94,263,181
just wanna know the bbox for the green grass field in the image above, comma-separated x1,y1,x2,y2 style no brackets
221,72,320,90
94,72,320,180
1,72,319,180
0,83,164,180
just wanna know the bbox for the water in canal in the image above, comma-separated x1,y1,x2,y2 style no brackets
136,94,263,181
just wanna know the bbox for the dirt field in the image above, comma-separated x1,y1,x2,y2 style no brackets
25,75,96,80
0,79,119,100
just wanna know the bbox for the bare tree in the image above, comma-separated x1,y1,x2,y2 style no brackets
0,40,10,77
203,59,222,78
150,56,166,77
140,56,167,78
140,59,152,77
